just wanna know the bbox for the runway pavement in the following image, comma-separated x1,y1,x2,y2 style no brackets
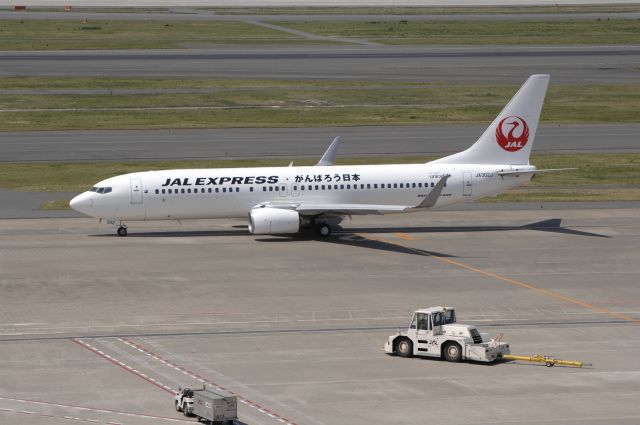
0,209,638,424
2,124,639,163
3,10,640,21
2,45,639,83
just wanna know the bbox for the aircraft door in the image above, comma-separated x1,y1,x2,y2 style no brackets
463,172,472,196
130,179,143,204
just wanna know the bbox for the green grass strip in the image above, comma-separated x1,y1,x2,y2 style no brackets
0,19,301,50
279,19,640,45
2,80,640,130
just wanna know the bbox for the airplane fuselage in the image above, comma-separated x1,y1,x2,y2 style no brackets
71,163,533,222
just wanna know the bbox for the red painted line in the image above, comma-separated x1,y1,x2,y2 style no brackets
0,396,190,423
119,337,298,425
71,338,176,395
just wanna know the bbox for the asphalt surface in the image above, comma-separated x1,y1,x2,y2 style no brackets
0,209,638,424
2,45,639,83
2,124,639,163
3,10,640,21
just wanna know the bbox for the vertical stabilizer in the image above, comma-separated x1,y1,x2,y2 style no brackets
432,74,549,165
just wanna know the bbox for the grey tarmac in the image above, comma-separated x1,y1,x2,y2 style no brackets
0,208,638,424
2,45,639,83
3,10,640,21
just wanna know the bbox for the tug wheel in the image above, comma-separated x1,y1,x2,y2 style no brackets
396,338,413,358
443,342,462,362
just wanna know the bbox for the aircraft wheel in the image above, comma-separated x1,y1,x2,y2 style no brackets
316,222,331,237
396,338,413,358
117,226,128,237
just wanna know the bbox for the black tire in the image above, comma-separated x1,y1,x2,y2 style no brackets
396,338,413,358
117,226,127,237
316,222,331,237
443,342,462,362
175,400,181,412
183,403,189,417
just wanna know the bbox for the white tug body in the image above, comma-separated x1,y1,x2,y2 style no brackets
384,306,510,363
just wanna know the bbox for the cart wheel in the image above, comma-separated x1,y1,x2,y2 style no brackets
443,342,462,362
396,338,413,358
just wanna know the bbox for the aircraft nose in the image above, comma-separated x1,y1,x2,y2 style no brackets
69,192,92,215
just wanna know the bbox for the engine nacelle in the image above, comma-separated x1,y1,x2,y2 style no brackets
248,207,300,235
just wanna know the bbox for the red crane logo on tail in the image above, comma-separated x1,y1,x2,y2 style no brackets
496,116,529,152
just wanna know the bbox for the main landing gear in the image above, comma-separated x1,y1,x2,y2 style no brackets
315,221,332,237
116,224,128,237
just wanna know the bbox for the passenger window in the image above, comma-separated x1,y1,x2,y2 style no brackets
275,186,279,191
431,182,434,187
155,189,159,194
236,188,239,192
263,187,267,191
334,185,338,190
327,185,331,190
269,187,273,192
187,188,191,194
394,183,398,189
367,184,371,189
308,185,312,190
418,183,422,188
250,187,253,192
181,189,185,194
293,186,297,190
321,185,325,190
223,188,227,193
400,183,403,188
346,185,350,189
340,185,344,190
374,184,378,189
412,183,416,188
315,185,319,190
361,184,364,189
215,188,219,193
208,188,212,193
162,189,166,194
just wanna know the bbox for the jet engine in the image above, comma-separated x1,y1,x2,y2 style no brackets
248,207,300,235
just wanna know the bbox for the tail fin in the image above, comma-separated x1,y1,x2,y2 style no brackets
432,74,549,165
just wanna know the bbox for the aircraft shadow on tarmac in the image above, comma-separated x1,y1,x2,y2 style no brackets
344,218,610,239
92,218,608,243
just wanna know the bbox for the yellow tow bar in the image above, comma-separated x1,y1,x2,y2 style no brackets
503,354,592,368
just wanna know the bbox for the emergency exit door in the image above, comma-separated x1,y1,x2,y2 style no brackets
463,172,472,196
130,179,143,204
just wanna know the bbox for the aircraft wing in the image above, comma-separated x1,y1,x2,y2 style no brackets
254,175,449,216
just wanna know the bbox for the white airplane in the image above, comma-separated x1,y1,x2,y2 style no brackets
71,74,561,237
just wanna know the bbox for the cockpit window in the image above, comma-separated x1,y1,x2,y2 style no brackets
93,187,112,194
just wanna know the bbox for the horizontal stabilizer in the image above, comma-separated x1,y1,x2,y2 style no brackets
498,168,577,176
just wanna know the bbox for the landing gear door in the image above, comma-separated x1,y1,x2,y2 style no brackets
130,179,143,204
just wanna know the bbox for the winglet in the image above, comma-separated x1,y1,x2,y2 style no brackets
316,136,341,166
410,174,449,209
